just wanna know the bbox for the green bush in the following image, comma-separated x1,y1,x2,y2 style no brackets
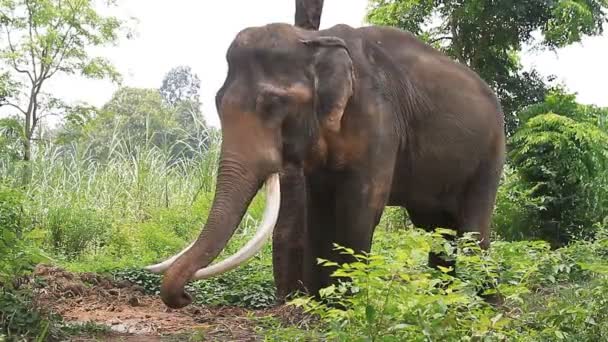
505,112,608,246
0,290,59,341
40,206,111,260
286,232,508,341
491,166,540,241
0,184,44,288
268,227,608,341
0,288,111,341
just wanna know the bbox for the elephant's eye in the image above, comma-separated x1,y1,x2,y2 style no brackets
256,93,290,120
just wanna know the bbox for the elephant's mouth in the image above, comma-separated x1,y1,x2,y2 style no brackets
144,173,281,280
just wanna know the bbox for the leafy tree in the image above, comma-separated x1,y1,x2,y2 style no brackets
0,70,19,105
518,87,608,130
159,66,210,154
84,87,180,159
160,65,201,107
0,0,131,162
507,111,608,246
159,65,206,129
53,102,98,146
0,116,24,162
365,0,608,135
55,82,213,164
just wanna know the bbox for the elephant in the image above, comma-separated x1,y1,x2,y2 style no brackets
146,22,506,309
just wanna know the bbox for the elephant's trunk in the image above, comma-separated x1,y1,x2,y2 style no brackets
157,153,280,309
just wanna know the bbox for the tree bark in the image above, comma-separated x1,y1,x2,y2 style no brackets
295,0,324,30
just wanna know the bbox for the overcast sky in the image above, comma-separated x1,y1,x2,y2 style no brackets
15,0,608,128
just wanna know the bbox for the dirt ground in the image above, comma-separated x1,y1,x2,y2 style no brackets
25,264,310,341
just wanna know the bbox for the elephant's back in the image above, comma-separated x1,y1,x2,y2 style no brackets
353,25,503,120
357,26,505,209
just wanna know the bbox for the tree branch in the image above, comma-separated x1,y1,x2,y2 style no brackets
25,0,38,80
429,36,453,44
5,28,34,83
36,112,61,121
36,1,75,84
42,32,74,82
1,102,27,115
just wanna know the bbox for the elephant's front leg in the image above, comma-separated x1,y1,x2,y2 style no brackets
330,168,394,275
272,166,310,302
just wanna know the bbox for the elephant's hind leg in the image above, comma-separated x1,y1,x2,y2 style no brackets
458,159,503,250
457,159,504,304
408,209,458,276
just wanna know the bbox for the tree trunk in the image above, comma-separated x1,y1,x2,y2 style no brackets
23,136,31,162
21,137,32,186
295,0,324,30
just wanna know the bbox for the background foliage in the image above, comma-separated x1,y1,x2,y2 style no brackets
1,0,608,340
366,0,608,135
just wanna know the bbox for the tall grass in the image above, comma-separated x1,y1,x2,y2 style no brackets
28,129,220,216
1,127,269,271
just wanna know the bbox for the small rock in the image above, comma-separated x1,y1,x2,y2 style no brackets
128,296,140,307
115,280,132,288
132,285,145,293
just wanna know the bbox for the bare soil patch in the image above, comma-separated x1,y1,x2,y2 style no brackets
23,264,309,341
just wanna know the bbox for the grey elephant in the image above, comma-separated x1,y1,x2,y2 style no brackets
146,22,506,309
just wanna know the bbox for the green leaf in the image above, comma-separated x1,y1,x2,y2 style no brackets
365,305,376,323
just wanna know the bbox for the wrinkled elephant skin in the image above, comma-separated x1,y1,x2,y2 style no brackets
155,23,506,309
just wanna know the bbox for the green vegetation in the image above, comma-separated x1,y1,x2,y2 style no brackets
0,0,130,164
1,0,608,341
266,228,608,341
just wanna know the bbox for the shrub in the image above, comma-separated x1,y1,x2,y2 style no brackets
0,290,59,341
269,227,608,341
288,234,510,341
491,166,541,241
40,206,111,260
0,184,44,288
507,112,608,246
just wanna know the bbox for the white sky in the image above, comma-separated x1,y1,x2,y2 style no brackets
8,0,608,128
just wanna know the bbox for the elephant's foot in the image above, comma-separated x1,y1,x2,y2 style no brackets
272,245,311,304
274,284,306,304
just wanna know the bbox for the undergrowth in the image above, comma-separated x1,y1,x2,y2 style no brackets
3,133,608,340
265,227,608,341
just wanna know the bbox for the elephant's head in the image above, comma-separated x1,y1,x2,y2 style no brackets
145,23,356,309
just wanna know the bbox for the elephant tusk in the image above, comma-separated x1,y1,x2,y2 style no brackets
144,241,195,274
191,173,281,280
143,173,281,279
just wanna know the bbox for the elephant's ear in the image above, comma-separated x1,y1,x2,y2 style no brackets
300,36,355,133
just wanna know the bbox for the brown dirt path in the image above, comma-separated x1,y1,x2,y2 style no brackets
25,264,309,341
